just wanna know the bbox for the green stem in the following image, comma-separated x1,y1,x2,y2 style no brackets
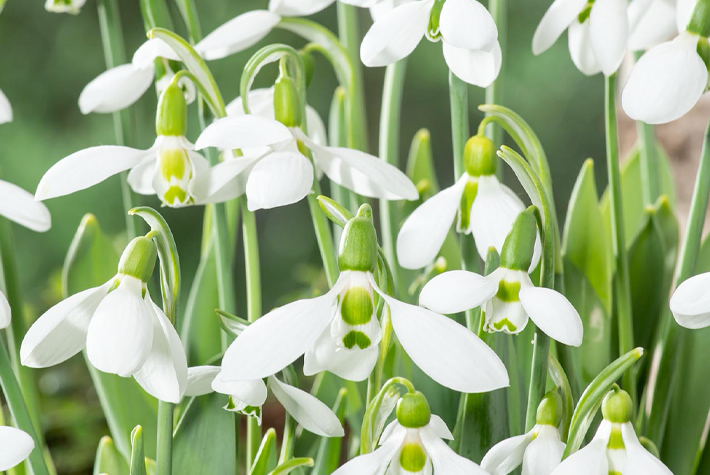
173,0,202,43
0,339,49,475
604,74,636,403
633,51,660,205
449,72,469,179
484,0,506,151
525,330,551,430
156,401,173,475
308,182,340,287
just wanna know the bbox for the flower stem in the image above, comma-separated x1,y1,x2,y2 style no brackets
156,401,173,475
604,74,636,403
633,51,659,205
308,182,340,287
484,0,506,150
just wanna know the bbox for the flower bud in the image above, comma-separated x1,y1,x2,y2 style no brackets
601,387,633,424
688,0,710,38
274,75,303,128
118,236,158,283
463,135,497,177
396,391,432,428
156,83,188,137
338,204,378,273
499,206,538,271
536,390,563,427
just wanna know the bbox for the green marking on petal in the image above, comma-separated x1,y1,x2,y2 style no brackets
577,3,592,23
342,331,371,350
458,179,478,232
496,279,521,302
607,426,624,450
493,318,517,332
400,443,427,472
163,186,189,206
340,287,374,325
160,149,189,181
609,472,623,475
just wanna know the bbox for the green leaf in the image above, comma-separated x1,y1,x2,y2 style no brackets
129,426,146,475
548,354,573,441
249,428,277,475
312,388,348,475
317,195,354,228
406,128,439,194
215,309,249,337
93,436,129,475
267,458,314,475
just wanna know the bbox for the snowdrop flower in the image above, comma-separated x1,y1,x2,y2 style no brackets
0,426,34,471
0,178,51,232
220,204,508,393
397,134,540,270
0,88,12,124
333,390,488,474
38,82,214,208
45,0,85,14
482,391,566,475
21,236,188,403
532,0,629,76
627,0,678,51
421,207,583,346
185,366,344,437
360,0,502,87
669,271,710,328
195,81,418,211
551,388,673,475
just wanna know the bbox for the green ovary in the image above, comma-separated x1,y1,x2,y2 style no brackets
399,443,427,472
340,287,374,325
342,331,371,350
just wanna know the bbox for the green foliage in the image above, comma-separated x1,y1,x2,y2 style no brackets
249,429,277,475
129,427,146,475
312,389,348,475
93,436,129,475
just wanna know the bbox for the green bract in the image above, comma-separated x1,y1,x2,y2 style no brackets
499,206,538,271
155,83,187,137
463,135,497,177
338,204,378,273
118,236,158,283
396,391,431,429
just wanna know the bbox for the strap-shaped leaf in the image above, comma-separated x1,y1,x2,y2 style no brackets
215,309,249,337
548,354,573,441
267,458,314,475
249,429,277,475
129,426,147,475
317,195,354,228
93,436,129,475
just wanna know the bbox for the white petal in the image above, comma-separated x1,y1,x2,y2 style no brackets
126,156,157,195
396,177,466,270
133,302,188,403
0,291,9,330
550,439,608,475
522,426,565,475
303,327,379,381
268,376,344,437
670,272,710,328
79,64,154,114
331,436,402,475
0,89,12,124
193,153,262,203
225,88,275,117
519,286,583,346
439,0,497,50
305,106,328,146
481,432,531,475
621,422,673,475
360,0,429,67
372,275,509,392
220,284,341,381
568,19,603,75
676,0,697,32
195,11,281,61
0,180,51,232
419,269,501,314
532,0,588,54
306,136,418,201
0,426,34,471
184,365,221,397
628,0,677,50
245,151,313,211
86,277,154,377
131,38,180,69
212,373,268,406
370,0,413,21
589,0,628,76
428,416,454,440
421,425,489,475
21,284,108,368
268,0,335,16
195,115,293,151
36,145,151,201
443,40,502,87
621,33,707,124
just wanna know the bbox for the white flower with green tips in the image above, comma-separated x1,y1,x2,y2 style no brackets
332,391,489,475
45,0,85,14
184,366,344,437
420,207,583,346
219,205,508,393
397,134,540,271
482,392,566,475
0,425,34,471
551,389,673,475
20,236,188,404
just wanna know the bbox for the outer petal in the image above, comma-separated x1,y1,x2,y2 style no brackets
519,286,583,346
194,115,294,151
0,88,12,124
628,0,677,50
419,268,502,314
195,11,281,61
550,439,608,475
131,38,180,69
568,19,603,76
193,153,262,204
268,376,345,437
621,422,673,475
421,425,489,475
481,432,532,475
670,272,710,328
36,145,151,201
220,284,341,381
589,0,629,76
372,275,509,392
212,373,268,407
370,0,413,21
245,151,314,211
303,327,379,381
0,180,51,232
621,33,708,124
532,0,588,54
268,0,336,16
184,365,221,397
360,0,430,67
86,277,154,377
676,0,696,32
21,284,108,368
0,426,34,471
126,156,157,195
78,64,154,114
396,177,466,270
522,426,565,475
428,416,454,440
439,0,497,51
133,301,188,403
0,291,9,330
331,436,401,475
442,40,502,88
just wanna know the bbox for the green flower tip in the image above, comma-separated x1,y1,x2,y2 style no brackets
602,386,633,424
118,236,158,283
536,390,563,427
338,205,377,273
156,82,187,137
396,391,431,429
463,135,497,177
499,206,538,271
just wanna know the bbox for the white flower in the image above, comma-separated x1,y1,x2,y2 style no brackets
621,31,709,124
360,0,502,87
0,88,12,124
420,266,583,346
45,0,86,14
194,113,418,211
0,426,34,471
0,179,51,232
184,366,344,437
627,0,677,51
482,425,565,475
669,271,710,328
532,0,629,76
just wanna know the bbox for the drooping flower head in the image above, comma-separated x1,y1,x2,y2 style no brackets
44,0,86,14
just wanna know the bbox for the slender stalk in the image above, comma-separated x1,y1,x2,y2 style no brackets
0,339,50,475
484,0,506,151
307,183,340,287
449,72,470,179
604,75,636,402
328,87,351,242
156,401,173,475
378,60,407,292
633,51,659,205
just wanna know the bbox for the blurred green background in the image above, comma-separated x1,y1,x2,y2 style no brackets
0,0,607,472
